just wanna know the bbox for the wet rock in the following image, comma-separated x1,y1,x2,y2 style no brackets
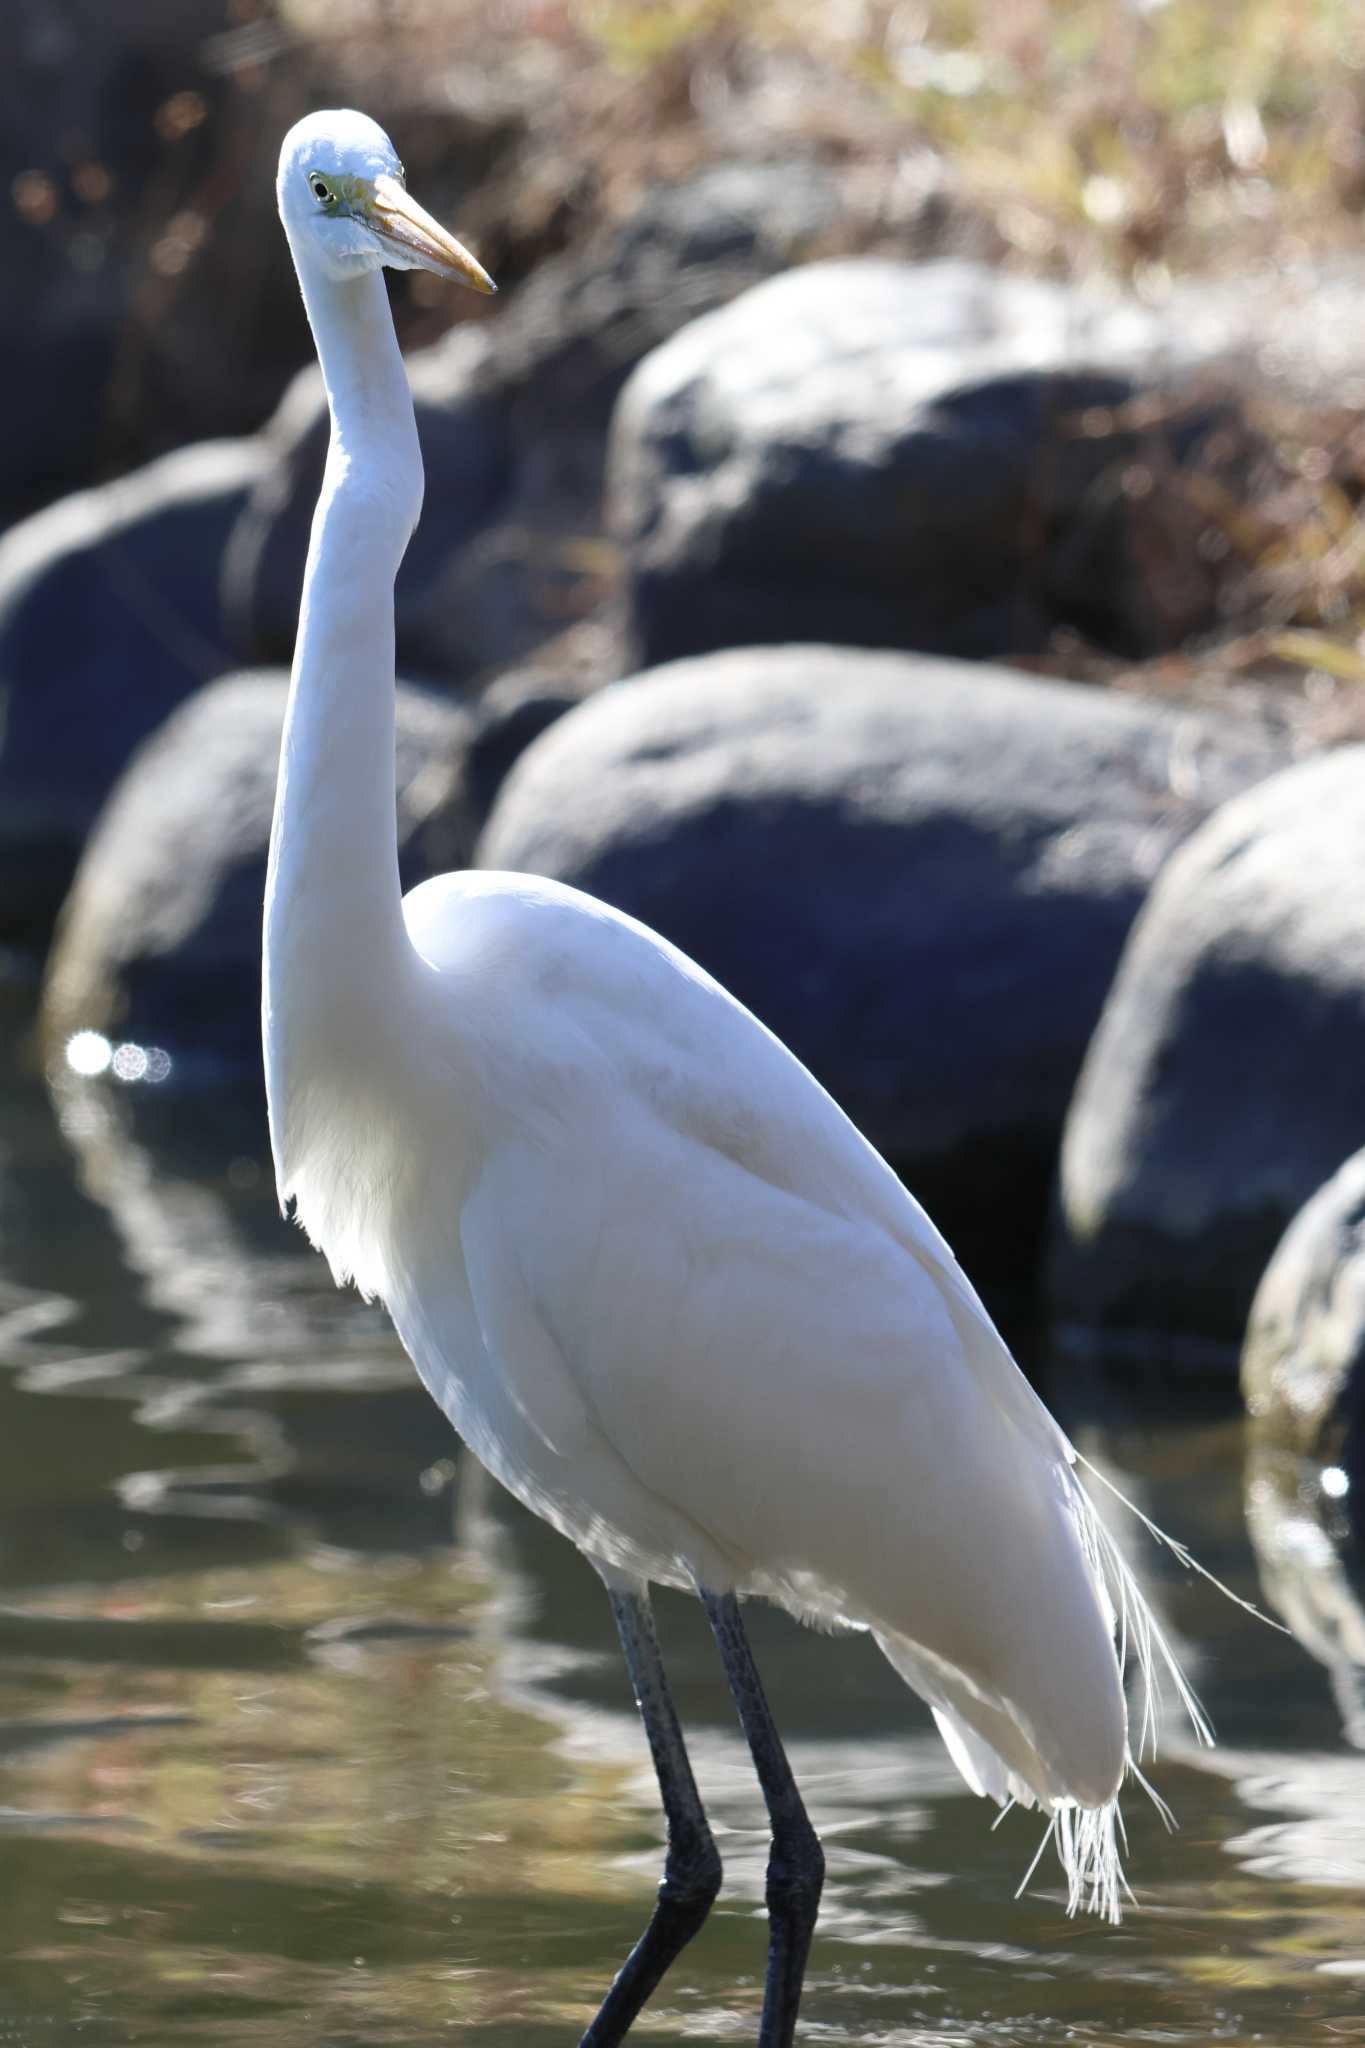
608,257,1244,672
478,643,1285,1288
224,162,839,683
1242,1439,1365,1742
1243,1150,1365,1476
1053,746,1365,1361
0,438,268,949
42,670,475,1087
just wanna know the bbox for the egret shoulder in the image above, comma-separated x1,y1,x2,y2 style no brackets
402,867,727,1008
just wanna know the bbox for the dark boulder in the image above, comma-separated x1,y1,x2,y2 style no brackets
477,644,1284,1288
42,670,475,1088
0,437,268,948
1241,1154,1365,1736
608,257,1243,673
1052,745,1365,1362
224,162,840,684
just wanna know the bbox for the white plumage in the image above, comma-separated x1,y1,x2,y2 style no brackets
265,108,1200,2037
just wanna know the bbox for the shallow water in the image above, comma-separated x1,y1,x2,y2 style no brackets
3,1031,1365,2048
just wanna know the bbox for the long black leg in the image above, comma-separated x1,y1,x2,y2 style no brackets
701,1589,825,2048
579,1585,723,2047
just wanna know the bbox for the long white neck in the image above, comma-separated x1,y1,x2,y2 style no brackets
263,253,422,1192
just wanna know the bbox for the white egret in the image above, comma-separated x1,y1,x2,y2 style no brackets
265,109,1201,2046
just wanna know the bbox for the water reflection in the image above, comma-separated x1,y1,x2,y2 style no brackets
51,1066,386,1362
1244,1429,1365,1749
3,1044,1365,2044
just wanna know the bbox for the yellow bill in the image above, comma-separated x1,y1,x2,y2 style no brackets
367,173,495,293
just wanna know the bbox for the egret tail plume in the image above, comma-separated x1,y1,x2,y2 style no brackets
881,1459,1212,1925
1040,1468,1215,1919
1069,1463,1214,1766
1074,1448,1289,1636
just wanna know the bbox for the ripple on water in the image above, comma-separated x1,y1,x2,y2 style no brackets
2,1056,1365,2044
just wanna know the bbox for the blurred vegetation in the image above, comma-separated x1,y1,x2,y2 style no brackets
8,0,1365,718
577,0,1365,283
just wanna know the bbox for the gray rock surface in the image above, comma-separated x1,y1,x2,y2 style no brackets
478,643,1286,1287
1053,745,1365,1359
0,438,268,947
608,257,1242,672
224,163,839,683
1243,1150,1365,1476
42,671,475,1087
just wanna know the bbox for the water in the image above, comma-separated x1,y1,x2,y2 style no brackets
3,1024,1364,2048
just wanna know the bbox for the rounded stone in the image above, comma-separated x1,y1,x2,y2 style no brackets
608,257,1235,673
1053,745,1365,1361
0,438,268,948
1243,1149,1365,1473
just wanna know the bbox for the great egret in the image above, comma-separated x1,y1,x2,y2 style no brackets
265,109,1200,2046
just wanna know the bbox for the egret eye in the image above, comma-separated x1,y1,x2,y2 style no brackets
309,174,332,205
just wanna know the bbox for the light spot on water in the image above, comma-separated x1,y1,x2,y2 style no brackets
64,1033,172,1085
110,1042,172,1084
1322,1466,1350,1499
65,1030,112,1076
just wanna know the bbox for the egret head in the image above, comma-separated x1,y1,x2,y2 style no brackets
276,108,494,293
